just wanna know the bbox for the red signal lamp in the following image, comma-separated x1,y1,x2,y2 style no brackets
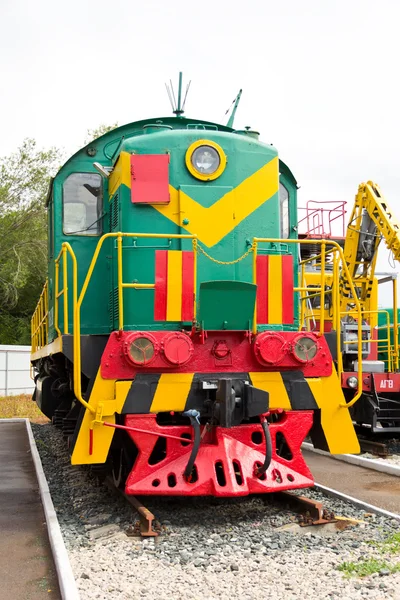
254,332,287,366
162,332,194,366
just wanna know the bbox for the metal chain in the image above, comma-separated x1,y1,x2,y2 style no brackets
195,242,254,265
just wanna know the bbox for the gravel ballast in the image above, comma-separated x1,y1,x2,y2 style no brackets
362,452,400,467
32,423,400,600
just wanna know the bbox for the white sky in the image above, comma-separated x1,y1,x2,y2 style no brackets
1,0,399,302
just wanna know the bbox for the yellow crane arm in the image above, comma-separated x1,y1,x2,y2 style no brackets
341,181,400,312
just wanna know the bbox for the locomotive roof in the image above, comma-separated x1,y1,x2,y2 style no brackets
66,116,234,169
47,116,297,203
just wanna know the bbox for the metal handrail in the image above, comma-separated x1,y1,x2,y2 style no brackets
54,244,76,337
341,309,393,372
31,233,198,415
73,232,198,413
31,280,49,354
253,237,363,408
297,201,346,237
33,233,367,413
392,277,399,370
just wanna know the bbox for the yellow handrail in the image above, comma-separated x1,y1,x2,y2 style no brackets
320,241,326,334
31,280,49,353
54,245,74,336
56,242,91,413
393,278,399,371
117,235,124,331
333,252,343,375
341,309,393,372
253,237,363,408
33,232,373,415
299,259,306,331
73,232,198,412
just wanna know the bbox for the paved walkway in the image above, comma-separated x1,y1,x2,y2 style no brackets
0,421,60,600
303,449,400,514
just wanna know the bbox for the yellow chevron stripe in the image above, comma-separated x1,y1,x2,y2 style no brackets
306,372,360,454
267,255,282,324
155,157,279,247
150,373,194,413
166,251,182,321
109,151,132,198
249,372,291,410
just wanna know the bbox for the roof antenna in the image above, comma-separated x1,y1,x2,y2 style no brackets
225,89,242,128
165,72,191,117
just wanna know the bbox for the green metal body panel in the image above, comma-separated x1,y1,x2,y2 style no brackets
46,117,299,342
377,308,400,366
199,281,257,330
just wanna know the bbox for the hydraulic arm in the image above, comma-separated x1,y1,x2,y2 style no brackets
340,181,400,314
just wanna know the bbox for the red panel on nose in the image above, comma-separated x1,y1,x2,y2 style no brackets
130,154,170,204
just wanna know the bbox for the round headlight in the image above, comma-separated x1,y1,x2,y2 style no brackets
347,376,358,389
191,146,220,175
123,333,158,367
130,337,155,364
292,335,318,362
185,140,227,181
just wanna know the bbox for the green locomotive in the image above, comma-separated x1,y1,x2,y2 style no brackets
31,77,359,496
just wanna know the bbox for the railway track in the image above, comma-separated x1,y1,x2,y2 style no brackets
350,423,400,457
23,423,400,599
353,431,400,458
359,437,391,457
108,485,340,538
109,445,400,538
114,482,400,543
100,437,400,533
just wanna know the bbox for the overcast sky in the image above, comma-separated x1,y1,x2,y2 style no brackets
1,0,399,301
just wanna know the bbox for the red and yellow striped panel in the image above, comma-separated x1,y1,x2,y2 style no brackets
256,255,294,324
154,251,194,321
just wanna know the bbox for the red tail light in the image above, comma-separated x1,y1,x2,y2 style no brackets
162,332,194,366
254,332,287,366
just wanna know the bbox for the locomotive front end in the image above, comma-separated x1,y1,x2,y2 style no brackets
31,92,360,498
66,122,359,496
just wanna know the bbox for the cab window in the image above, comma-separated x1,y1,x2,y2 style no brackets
279,182,289,238
63,173,102,235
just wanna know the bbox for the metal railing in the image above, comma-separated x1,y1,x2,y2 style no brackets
31,233,198,414
31,279,48,354
252,238,363,408
297,201,346,238
341,309,396,373
32,233,369,412
54,243,77,337
31,243,77,353
74,233,197,413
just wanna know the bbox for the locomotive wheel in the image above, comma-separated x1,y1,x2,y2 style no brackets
111,449,124,488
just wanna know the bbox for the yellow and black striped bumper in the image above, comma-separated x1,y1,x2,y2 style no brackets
115,370,359,454
71,368,360,465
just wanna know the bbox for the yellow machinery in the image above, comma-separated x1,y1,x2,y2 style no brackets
299,182,400,432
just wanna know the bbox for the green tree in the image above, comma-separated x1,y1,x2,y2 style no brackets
0,139,62,343
85,122,118,145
